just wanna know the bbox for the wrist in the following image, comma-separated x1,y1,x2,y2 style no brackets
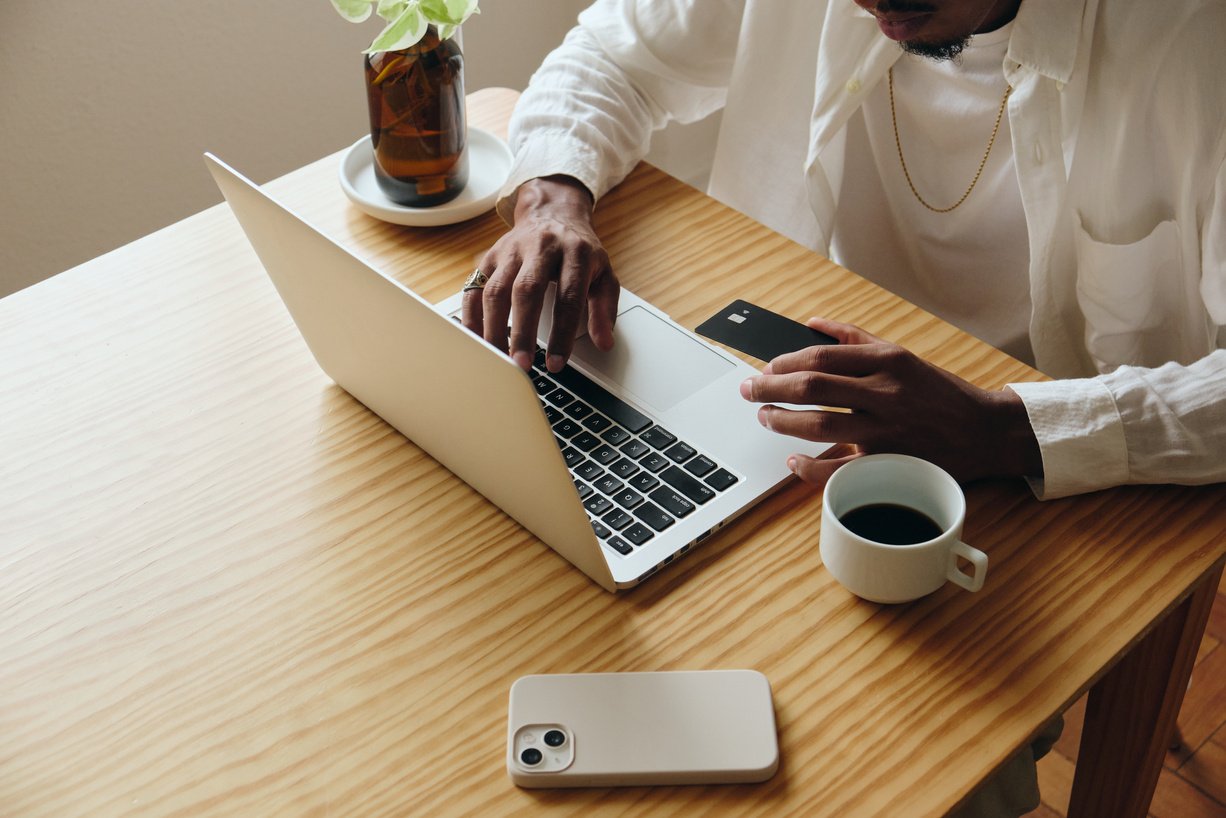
512,175,595,224
989,387,1044,479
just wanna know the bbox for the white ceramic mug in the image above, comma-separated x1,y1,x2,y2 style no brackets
820,454,988,604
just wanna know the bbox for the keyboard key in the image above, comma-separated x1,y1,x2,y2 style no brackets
622,524,655,546
545,388,574,408
544,405,562,424
603,508,633,531
640,452,669,473
619,438,651,459
584,495,614,516
613,488,645,509
591,444,620,465
609,458,639,480
648,486,696,518
601,426,631,446
608,536,635,555
553,418,581,438
641,426,677,449
550,364,652,432
574,480,593,500
684,455,717,477
594,475,624,495
661,465,717,505
591,520,611,539
633,502,675,532
564,401,594,421
531,375,553,395
628,472,660,493
704,468,739,491
554,435,566,449
663,441,697,463
571,431,601,452
575,461,605,481
562,447,584,468
582,414,612,433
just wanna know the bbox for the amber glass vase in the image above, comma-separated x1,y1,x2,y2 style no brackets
364,27,468,207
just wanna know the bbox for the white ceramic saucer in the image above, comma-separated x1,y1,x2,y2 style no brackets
338,126,512,227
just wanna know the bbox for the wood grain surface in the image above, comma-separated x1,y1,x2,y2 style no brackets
1,87,1224,817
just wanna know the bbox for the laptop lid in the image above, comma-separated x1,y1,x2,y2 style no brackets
204,153,618,591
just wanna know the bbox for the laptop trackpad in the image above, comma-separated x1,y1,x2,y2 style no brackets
571,306,735,412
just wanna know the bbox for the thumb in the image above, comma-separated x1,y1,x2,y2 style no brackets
788,450,864,490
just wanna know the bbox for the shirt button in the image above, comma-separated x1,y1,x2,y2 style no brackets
845,78,861,94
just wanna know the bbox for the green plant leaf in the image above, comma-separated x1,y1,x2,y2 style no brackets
330,0,375,23
375,0,409,22
365,2,428,53
419,0,478,25
447,0,480,22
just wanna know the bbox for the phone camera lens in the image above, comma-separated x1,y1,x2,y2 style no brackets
520,747,543,766
543,729,566,747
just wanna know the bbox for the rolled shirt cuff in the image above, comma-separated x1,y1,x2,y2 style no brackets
1007,378,1129,500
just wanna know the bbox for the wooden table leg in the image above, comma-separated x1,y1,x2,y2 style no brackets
1067,561,1223,818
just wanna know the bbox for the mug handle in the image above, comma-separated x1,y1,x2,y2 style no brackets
946,541,988,592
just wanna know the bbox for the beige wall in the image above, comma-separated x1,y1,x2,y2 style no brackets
1,1,719,298
0,1,584,296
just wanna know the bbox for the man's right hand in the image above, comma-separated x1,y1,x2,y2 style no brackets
462,175,620,373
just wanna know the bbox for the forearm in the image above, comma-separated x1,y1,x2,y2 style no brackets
497,0,741,220
500,25,660,212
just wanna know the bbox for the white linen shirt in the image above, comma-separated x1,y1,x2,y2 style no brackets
498,0,1226,499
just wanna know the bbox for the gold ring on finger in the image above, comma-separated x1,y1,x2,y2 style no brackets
462,268,488,292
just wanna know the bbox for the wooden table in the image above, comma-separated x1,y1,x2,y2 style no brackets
2,88,1222,817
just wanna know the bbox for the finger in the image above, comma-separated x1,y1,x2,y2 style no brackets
585,259,619,351
787,450,864,491
765,342,887,379
482,257,522,355
756,404,874,444
544,247,595,371
461,258,493,338
805,316,886,345
508,254,554,371
741,371,871,411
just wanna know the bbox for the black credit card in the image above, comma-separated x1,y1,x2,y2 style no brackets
695,300,837,363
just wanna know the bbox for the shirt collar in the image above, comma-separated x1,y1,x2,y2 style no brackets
1007,0,1090,85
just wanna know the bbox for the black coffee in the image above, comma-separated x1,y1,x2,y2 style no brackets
838,503,943,545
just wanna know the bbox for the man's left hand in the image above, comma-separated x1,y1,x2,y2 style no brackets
738,317,1043,489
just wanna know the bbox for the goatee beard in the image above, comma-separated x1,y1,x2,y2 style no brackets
899,35,970,61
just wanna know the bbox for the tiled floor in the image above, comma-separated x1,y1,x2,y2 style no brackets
1029,571,1226,817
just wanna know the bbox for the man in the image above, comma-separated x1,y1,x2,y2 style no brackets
462,0,1226,504
462,2,1223,812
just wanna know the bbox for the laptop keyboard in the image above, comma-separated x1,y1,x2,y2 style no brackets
529,349,739,557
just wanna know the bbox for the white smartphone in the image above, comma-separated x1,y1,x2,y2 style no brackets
506,669,779,787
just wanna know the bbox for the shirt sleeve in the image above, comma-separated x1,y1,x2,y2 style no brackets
496,0,744,223
1009,148,1226,500
1010,350,1226,499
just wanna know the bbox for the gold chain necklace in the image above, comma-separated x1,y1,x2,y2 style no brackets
888,66,1012,214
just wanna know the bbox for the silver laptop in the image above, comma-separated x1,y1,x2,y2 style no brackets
205,153,830,591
